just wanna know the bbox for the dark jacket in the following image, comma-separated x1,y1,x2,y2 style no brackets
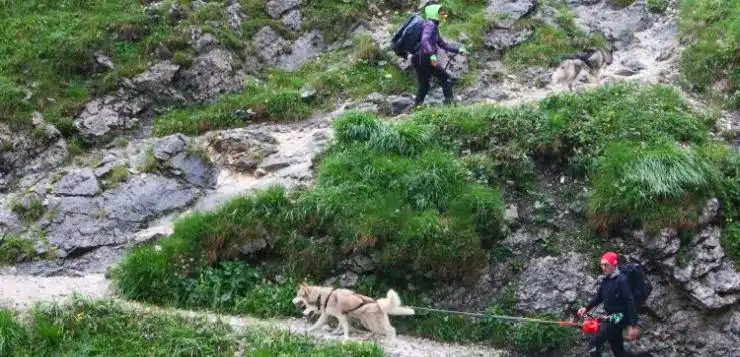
586,270,639,326
418,20,459,57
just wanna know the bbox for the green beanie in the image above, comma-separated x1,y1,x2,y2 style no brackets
424,4,442,21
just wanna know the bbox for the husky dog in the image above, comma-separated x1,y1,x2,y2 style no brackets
551,47,614,91
291,283,415,341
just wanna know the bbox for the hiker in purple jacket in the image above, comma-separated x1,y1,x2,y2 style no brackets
413,4,468,106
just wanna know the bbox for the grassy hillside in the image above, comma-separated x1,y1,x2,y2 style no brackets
679,0,740,109
112,82,738,354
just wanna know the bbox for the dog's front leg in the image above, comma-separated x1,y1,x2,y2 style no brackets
307,313,329,333
337,314,351,341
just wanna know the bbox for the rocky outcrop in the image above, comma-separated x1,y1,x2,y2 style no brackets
253,26,292,65
0,204,21,237
151,134,216,187
225,0,246,33
204,128,279,172
627,274,740,357
41,175,200,254
279,30,325,71
634,200,740,310
487,0,538,20
53,169,101,197
349,93,415,116
571,0,651,48
76,46,244,143
0,123,68,189
253,26,325,71
516,252,598,312
179,49,245,102
74,88,150,143
484,20,534,50
132,61,181,98
282,9,302,31
265,0,300,19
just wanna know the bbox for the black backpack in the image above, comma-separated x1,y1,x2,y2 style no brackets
619,263,653,307
391,13,424,58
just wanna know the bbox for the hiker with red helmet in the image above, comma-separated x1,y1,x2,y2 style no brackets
577,251,640,357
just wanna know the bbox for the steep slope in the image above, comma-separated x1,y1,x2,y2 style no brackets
1,1,739,356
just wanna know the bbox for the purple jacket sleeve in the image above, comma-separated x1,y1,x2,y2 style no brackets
437,34,459,53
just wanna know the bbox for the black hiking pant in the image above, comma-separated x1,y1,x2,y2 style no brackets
412,54,453,106
586,320,631,357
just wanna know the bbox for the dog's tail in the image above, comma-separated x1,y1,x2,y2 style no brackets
378,289,415,315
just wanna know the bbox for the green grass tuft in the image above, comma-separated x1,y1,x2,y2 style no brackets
10,198,46,224
0,309,25,356
102,165,130,190
588,140,722,233
722,223,740,270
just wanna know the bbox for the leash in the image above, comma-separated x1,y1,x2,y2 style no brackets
406,306,580,327
406,306,625,335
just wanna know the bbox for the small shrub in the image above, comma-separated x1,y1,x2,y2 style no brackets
137,148,159,172
696,142,740,222
0,235,36,265
102,165,130,190
352,34,384,64
647,0,668,13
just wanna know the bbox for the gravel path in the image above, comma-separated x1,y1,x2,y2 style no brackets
0,274,506,357
0,274,110,309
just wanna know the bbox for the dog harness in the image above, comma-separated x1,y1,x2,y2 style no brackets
343,294,377,314
318,288,336,312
